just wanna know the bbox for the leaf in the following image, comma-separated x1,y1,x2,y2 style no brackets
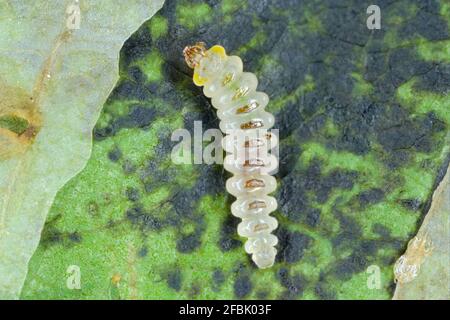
393,162,450,299
21,0,450,299
0,0,165,299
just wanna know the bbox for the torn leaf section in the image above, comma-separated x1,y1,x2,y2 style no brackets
0,81,41,159
393,162,450,299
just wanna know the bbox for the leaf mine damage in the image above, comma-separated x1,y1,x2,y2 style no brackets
0,81,41,159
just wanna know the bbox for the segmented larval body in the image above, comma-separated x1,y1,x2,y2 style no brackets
184,44,279,268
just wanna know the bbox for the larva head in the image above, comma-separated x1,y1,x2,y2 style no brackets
183,43,227,86
183,42,207,69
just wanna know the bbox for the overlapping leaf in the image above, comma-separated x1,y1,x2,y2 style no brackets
0,0,164,299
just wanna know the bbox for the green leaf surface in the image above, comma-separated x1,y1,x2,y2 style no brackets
21,0,450,299
0,0,164,299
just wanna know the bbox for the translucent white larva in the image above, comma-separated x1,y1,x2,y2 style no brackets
184,43,279,268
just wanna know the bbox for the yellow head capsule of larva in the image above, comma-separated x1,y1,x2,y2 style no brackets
183,42,227,86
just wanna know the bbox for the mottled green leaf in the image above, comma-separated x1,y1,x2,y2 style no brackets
21,0,450,299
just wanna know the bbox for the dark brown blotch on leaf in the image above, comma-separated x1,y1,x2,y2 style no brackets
0,80,42,159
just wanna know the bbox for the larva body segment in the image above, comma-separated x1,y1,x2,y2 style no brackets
184,43,279,269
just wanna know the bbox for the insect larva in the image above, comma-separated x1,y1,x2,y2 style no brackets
183,42,279,268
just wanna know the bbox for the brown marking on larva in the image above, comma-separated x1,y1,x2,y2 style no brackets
245,179,265,188
244,138,265,148
223,72,235,85
253,223,269,232
236,101,259,114
0,30,72,160
249,200,266,210
243,159,265,168
232,86,250,100
240,120,263,130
